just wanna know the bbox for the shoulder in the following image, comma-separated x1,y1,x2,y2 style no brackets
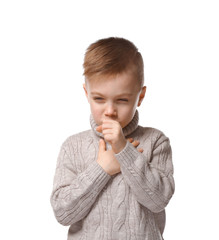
61,129,93,153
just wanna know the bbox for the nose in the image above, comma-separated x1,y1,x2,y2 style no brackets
104,103,117,118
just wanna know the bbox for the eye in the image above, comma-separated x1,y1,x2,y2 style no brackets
93,97,104,101
118,98,128,102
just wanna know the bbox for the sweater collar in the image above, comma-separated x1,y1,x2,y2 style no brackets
90,110,139,138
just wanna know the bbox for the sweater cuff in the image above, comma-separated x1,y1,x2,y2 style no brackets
115,141,139,167
83,161,111,192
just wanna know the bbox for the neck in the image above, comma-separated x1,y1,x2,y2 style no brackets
90,110,139,138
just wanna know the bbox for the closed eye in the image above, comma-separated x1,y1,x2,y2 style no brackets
118,99,128,102
93,97,104,101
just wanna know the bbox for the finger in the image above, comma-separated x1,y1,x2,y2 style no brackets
127,138,133,143
138,148,143,153
103,133,114,143
102,119,117,124
96,125,102,133
131,140,140,147
99,139,106,152
102,122,115,130
102,129,114,135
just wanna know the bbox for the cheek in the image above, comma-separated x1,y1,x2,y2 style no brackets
121,101,137,114
118,105,135,120
89,102,103,120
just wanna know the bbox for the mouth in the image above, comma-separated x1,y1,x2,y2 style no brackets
102,117,119,123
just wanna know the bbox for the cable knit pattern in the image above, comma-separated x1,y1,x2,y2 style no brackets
51,111,174,240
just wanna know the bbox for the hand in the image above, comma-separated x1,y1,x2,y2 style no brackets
127,138,144,153
96,120,127,154
97,139,120,176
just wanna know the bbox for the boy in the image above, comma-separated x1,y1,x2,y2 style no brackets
50,37,174,240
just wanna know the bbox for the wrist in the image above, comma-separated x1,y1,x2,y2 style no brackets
112,139,127,154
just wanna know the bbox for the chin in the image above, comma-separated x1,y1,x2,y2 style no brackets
121,119,132,128
120,122,127,128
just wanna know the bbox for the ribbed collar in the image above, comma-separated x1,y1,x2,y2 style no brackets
90,110,139,138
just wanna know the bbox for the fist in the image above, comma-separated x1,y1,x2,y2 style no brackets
96,120,127,154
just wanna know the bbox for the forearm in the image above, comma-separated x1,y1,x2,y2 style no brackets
51,160,111,226
115,140,174,213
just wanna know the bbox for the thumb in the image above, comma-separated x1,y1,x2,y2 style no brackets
96,125,102,133
98,139,106,152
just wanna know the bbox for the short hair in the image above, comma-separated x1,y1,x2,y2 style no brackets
83,37,144,88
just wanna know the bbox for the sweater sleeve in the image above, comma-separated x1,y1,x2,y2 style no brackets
115,131,175,213
50,141,111,226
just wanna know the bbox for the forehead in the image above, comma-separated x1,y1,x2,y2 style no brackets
86,72,140,94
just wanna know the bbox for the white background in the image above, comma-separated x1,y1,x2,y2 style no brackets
0,0,219,239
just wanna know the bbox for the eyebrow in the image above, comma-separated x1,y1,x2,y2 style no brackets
90,92,133,97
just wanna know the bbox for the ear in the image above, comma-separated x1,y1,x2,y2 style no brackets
83,83,89,102
137,86,146,107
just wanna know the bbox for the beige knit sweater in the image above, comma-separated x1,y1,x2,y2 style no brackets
50,111,174,240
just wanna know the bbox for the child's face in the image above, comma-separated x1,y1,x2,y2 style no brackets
83,71,146,128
